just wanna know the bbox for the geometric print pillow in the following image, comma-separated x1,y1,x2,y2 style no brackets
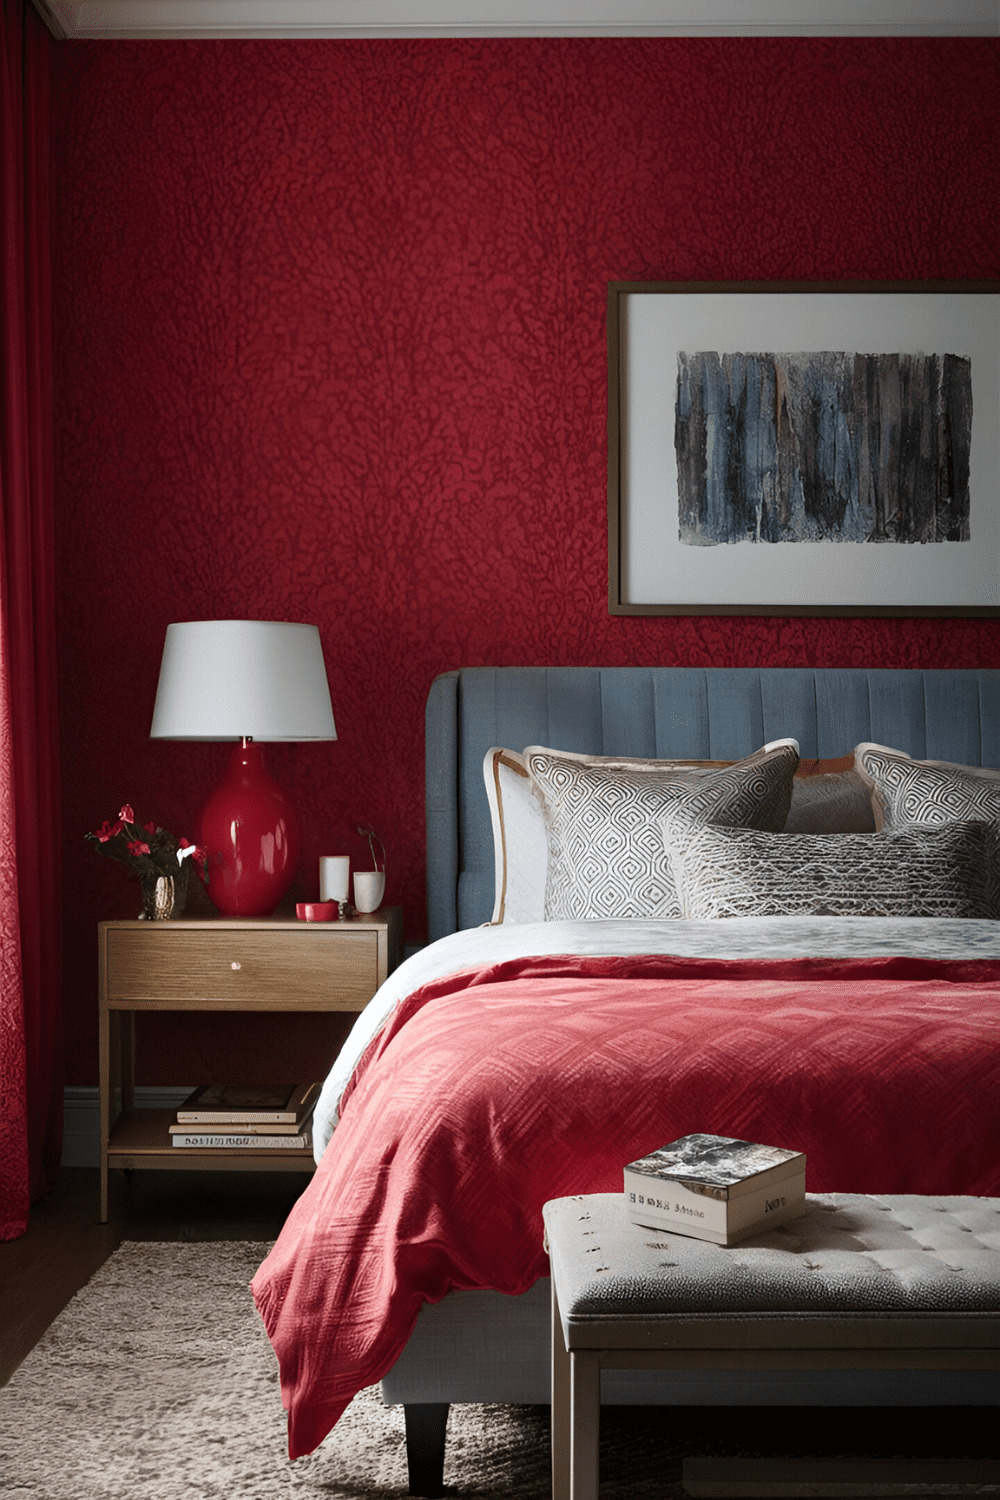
660,814,1000,921
524,740,799,921
854,742,1000,831
484,746,738,925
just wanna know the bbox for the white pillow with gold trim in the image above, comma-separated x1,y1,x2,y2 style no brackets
483,748,549,925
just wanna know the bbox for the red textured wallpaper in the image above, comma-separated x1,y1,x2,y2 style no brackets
52,38,999,1085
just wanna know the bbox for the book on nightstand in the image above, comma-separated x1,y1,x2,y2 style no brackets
175,1081,320,1125
167,1117,311,1136
624,1133,806,1246
170,1124,314,1150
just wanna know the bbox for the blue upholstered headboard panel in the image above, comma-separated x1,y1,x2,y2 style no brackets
425,667,1000,942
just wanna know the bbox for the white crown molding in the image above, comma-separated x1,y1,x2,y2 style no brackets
31,1,1000,41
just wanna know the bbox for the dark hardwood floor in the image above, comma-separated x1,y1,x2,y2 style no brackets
0,1166,307,1387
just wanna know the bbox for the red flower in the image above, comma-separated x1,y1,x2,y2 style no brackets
118,804,135,824
144,821,158,836
93,819,122,842
126,840,151,857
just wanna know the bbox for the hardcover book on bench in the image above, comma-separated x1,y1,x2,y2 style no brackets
624,1133,806,1245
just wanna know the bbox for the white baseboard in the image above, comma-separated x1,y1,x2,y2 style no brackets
62,1085,195,1168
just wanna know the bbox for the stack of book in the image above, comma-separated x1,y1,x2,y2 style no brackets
624,1132,806,1246
169,1082,320,1150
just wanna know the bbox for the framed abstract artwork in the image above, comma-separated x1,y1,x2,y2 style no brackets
607,281,1000,616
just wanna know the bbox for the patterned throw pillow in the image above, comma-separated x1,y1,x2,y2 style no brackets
854,743,1000,830
524,741,799,921
661,815,1000,921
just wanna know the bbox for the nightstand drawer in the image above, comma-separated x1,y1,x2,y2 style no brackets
104,926,378,1007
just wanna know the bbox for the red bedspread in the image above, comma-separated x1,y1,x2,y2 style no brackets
251,953,1000,1458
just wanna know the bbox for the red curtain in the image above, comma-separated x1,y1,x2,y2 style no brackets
1,0,62,1240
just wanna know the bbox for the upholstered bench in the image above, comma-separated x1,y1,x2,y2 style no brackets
543,1192,1000,1500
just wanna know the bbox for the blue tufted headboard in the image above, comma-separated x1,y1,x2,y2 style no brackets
424,666,1000,942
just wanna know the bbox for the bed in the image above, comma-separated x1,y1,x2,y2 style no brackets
252,666,1000,1488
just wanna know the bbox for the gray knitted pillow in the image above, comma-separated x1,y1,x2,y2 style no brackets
661,815,1000,921
524,741,799,921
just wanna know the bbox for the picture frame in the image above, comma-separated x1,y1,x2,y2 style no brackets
607,280,1000,616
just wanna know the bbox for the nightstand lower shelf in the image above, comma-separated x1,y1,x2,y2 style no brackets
107,1108,318,1173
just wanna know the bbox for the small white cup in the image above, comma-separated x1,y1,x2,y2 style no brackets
353,870,385,913
319,855,350,903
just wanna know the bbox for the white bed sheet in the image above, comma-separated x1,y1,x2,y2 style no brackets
313,915,1000,1160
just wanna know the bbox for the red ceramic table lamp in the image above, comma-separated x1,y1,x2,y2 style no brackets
150,620,337,917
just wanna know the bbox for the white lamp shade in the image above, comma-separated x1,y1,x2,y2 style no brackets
150,620,337,741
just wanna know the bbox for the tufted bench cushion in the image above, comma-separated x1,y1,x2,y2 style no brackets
545,1192,1000,1326
542,1193,1000,1500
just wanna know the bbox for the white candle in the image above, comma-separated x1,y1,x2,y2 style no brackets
319,855,350,903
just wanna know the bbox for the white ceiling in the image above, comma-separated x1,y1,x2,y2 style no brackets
31,1,1000,40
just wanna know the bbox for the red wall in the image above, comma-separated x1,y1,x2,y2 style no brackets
52,38,999,1085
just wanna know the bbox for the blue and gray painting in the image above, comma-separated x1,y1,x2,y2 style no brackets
674,351,972,545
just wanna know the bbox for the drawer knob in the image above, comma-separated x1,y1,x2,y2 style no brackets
231,961,241,971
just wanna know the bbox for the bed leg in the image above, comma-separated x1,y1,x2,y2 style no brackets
403,1402,449,1497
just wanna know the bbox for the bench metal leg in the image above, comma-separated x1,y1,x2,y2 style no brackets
403,1402,449,1497
552,1279,571,1500
570,1350,601,1500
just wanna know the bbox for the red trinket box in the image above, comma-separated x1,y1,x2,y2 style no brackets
295,901,336,922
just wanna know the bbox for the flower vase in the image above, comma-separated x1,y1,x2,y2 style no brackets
139,866,189,920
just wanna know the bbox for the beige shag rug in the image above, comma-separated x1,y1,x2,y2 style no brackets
0,1240,683,1500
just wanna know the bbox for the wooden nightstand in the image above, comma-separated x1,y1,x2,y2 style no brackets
97,909,403,1222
